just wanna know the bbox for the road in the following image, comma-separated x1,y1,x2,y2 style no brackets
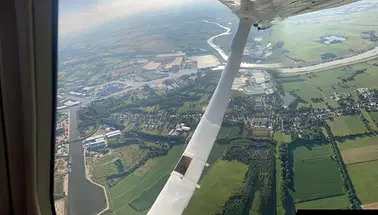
203,20,378,73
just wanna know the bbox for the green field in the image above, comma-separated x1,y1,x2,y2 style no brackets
252,127,271,137
347,160,378,204
250,191,262,215
275,144,284,214
337,136,378,152
108,145,184,215
279,60,378,110
327,116,368,137
337,136,378,164
206,143,227,167
362,109,378,130
217,126,240,139
295,195,349,209
128,174,170,212
304,62,378,96
263,7,378,66
183,160,248,215
274,131,292,143
333,116,378,205
282,82,323,103
368,111,378,125
291,142,345,204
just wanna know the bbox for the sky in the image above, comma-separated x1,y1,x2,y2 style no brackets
59,0,213,35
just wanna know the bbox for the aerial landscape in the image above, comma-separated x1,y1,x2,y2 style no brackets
53,0,378,215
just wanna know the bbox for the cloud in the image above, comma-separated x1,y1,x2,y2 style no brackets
59,0,211,34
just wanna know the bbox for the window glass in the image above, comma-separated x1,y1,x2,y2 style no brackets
54,0,378,214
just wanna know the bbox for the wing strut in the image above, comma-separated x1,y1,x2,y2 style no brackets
148,19,252,215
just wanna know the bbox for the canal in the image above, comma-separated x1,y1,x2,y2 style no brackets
68,106,106,215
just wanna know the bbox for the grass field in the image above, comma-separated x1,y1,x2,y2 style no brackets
295,195,349,209
282,82,323,103
264,6,378,66
339,143,378,165
183,160,248,215
250,190,262,215
337,135,378,163
217,126,240,139
128,174,170,212
326,116,368,137
252,127,271,138
368,111,378,125
362,109,378,130
207,143,227,167
108,145,184,215
279,60,378,109
274,131,292,143
276,144,284,214
347,160,378,204
291,141,345,203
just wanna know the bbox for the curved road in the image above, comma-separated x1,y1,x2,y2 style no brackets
204,20,378,73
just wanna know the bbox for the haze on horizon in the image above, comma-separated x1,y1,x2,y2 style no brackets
59,0,213,35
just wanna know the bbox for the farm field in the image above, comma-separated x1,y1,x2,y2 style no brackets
276,144,284,215
291,141,345,204
279,60,378,108
347,160,378,204
217,126,240,139
326,116,368,137
337,136,378,165
251,127,271,138
128,174,170,212
274,130,292,143
206,143,227,168
183,160,248,215
107,145,184,215
264,6,378,66
362,109,378,130
303,61,378,95
295,195,349,209
282,82,323,103
368,111,378,125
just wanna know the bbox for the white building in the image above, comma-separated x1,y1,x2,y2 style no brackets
105,130,121,139
88,138,106,150
85,134,104,143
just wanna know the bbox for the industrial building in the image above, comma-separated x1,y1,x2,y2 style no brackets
105,130,121,139
64,100,81,107
85,134,104,143
87,138,106,150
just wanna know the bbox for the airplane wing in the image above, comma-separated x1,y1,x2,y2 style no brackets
148,0,360,214
220,0,359,29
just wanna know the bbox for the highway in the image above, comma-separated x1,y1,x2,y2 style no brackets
204,20,378,73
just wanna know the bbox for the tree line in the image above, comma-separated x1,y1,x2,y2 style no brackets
322,123,362,209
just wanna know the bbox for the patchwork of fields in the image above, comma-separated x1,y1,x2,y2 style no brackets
290,141,348,208
106,145,184,215
327,116,368,137
264,7,378,66
337,136,378,205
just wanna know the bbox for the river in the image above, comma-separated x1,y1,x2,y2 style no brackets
68,105,106,215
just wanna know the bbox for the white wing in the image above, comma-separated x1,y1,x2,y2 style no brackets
148,0,361,214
